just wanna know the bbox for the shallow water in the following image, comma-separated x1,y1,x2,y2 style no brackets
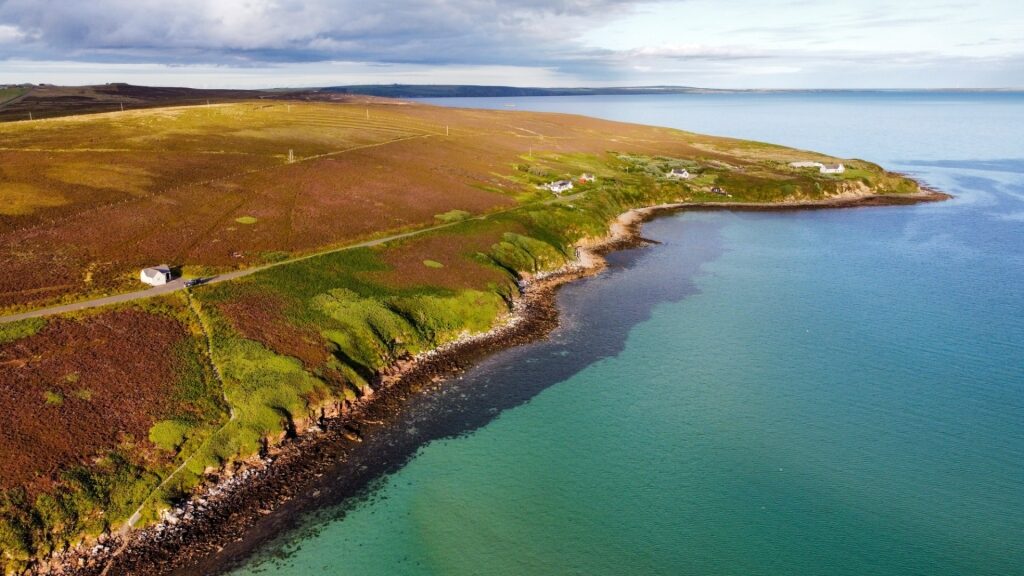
230,93,1024,576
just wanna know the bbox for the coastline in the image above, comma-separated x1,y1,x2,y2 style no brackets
36,186,949,576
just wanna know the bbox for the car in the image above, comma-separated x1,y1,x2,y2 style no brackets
184,278,207,288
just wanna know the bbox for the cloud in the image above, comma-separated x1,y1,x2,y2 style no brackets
626,43,768,61
0,0,659,66
0,23,26,43
1,0,1021,88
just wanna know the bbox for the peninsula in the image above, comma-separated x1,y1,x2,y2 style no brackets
0,97,945,575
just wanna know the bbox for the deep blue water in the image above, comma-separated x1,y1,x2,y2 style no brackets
231,93,1024,575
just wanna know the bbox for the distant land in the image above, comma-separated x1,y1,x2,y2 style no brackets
2,83,1020,122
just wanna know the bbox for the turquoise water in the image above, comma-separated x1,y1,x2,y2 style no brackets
230,93,1024,575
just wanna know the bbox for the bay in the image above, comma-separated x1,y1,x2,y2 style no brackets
230,92,1024,576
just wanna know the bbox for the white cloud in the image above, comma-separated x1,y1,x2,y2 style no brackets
0,0,1021,88
0,24,26,43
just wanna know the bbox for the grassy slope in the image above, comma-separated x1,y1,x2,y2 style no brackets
0,101,921,571
0,88,28,107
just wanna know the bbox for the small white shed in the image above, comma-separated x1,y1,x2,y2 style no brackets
140,265,172,286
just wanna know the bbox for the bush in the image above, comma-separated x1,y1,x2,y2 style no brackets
434,210,472,223
149,420,194,453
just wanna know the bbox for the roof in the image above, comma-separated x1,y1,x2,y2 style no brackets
141,265,171,279
822,163,844,169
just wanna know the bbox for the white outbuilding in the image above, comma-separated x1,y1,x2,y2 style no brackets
667,168,692,179
140,265,172,286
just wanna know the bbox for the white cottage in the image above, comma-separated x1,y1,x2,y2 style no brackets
789,161,846,174
667,168,691,179
140,265,172,286
546,180,574,194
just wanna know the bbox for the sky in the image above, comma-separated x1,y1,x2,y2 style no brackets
0,0,1021,89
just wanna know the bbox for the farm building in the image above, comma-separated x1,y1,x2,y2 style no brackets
140,265,172,286
579,173,596,183
667,168,692,179
546,180,574,194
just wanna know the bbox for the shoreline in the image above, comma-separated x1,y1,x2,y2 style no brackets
35,187,949,576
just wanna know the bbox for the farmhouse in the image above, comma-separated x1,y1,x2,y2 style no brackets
140,265,172,286
667,168,691,179
546,180,574,194
579,173,596,183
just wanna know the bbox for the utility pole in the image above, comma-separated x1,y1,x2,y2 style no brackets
288,149,295,163
120,102,124,112
446,125,449,136
366,108,369,120
28,111,32,121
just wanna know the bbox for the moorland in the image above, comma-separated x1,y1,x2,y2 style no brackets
0,97,930,574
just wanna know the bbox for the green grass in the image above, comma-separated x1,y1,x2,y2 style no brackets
0,318,45,344
0,87,27,106
234,216,258,225
43,391,64,406
423,259,444,268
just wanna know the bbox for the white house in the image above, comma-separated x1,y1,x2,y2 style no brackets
789,161,846,174
579,173,596,183
546,180,574,194
666,168,692,179
140,265,172,286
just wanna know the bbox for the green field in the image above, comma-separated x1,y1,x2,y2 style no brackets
0,87,27,106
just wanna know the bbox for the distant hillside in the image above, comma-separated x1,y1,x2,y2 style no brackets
0,83,321,122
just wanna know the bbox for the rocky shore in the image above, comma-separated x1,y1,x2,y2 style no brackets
33,187,949,576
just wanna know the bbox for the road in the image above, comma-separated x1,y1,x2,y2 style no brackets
0,193,583,325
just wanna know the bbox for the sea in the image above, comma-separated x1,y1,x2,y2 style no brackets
228,92,1024,576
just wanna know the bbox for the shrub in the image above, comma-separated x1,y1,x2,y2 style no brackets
149,420,194,453
434,210,472,223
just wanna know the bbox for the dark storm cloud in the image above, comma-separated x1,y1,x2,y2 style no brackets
0,0,659,67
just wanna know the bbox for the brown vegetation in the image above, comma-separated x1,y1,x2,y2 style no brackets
0,309,193,495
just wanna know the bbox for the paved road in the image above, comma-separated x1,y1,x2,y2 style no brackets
0,193,583,325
